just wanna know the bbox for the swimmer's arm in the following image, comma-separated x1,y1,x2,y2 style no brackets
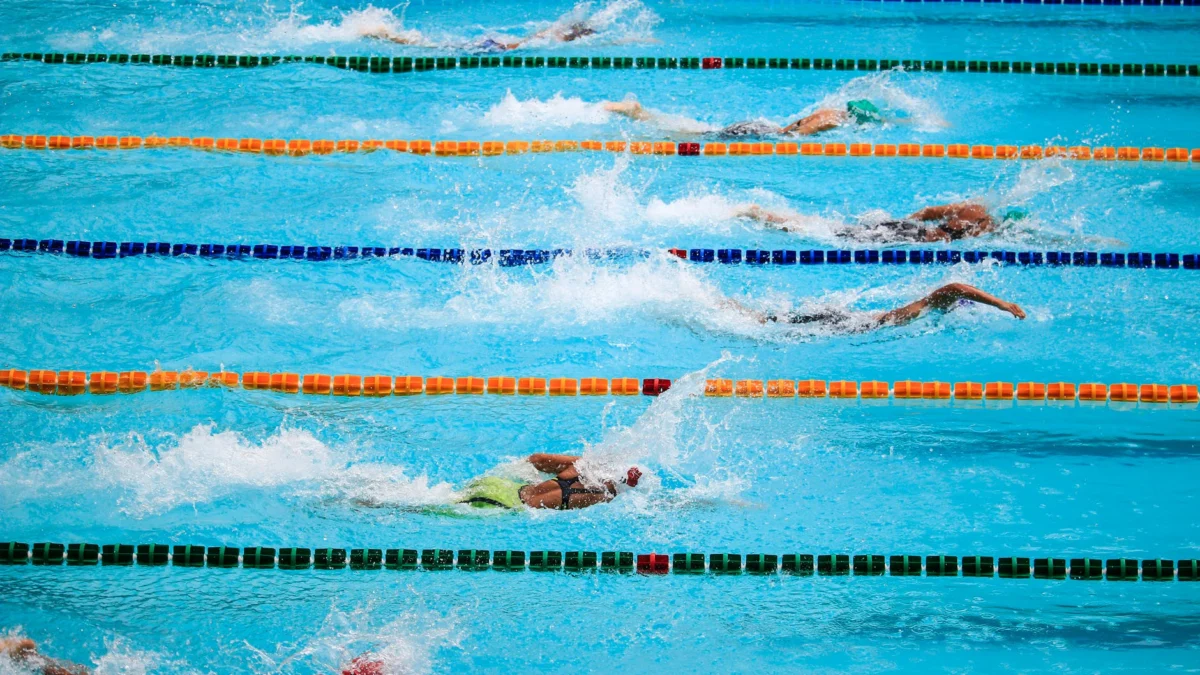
908,202,987,222
603,101,653,122
734,204,791,229
528,453,580,474
877,282,1025,326
360,28,416,45
718,298,771,324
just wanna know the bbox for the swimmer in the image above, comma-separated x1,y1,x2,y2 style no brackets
603,98,889,137
723,282,1025,332
736,202,1029,243
0,638,88,675
364,21,596,52
458,454,641,510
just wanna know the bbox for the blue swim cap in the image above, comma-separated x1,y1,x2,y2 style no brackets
846,99,882,124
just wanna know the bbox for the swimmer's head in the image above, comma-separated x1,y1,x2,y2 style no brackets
343,657,385,675
564,23,597,41
846,99,882,125
624,467,642,487
1000,206,1029,223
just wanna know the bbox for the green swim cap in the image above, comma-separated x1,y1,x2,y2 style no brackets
846,99,882,124
1001,206,1029,222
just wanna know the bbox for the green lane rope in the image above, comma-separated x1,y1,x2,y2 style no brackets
2,53,1197,77
0,542,1193,581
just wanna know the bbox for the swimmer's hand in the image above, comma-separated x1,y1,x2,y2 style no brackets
734,204,765,220
1002,302,1026,320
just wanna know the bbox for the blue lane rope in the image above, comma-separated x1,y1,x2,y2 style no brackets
0,238,1195,269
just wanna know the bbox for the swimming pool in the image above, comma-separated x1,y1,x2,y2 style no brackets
3,0,1200,672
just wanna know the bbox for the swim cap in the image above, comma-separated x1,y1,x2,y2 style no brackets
1001,206,1029,222
846,99,882,124
625,467,642,487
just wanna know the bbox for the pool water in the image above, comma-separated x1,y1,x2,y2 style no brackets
3,0,1200,673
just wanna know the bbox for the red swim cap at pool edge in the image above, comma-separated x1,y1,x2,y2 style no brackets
343,656,385,675
625,467,641,487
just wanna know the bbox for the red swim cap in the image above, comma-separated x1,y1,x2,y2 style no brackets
625,467,641,487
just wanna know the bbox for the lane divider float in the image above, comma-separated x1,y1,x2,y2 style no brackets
2,239,1198,270
3,134,1199,165
1,542,1195,581
1,370,1196,406
3,52,1198,77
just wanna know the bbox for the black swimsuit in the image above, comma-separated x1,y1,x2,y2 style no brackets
764,307,877,334
555,477,589,510
708,120,783,138
844,219,930,243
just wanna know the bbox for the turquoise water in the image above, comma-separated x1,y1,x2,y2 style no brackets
3,1,1200,673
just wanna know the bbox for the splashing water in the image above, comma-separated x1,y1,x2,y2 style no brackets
91,637,168,675
337,248,1007,346
525,0,662,48
0,632,166,675
574,356,757,512
482,91,612,131
261,0,658,50
250,602,461,675
808,70,950,132
436,255,764,335
565,155,646,226
992,156,1076,207
482,92,717,133
566,156,748,231
0,425,457,517
265,5,432,48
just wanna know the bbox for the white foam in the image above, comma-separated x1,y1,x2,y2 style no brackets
0,632,163,675
45,31,97,52
565,154,645,225
0,425,456,517
806,70,949,133
645,194,742,226
336,248,1010,346
567,359,757,514
566,156,750,233
258,0,658,50
521,0,662,48
92,637,164,675
264,6,432,47
251,602,461,675
994,156,1076,207
482,91,611,131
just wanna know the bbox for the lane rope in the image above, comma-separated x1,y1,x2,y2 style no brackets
2,239,1197,270
1,370,1196,405
2,134,1198,164
3,52,1198,77
0,543,1193,581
